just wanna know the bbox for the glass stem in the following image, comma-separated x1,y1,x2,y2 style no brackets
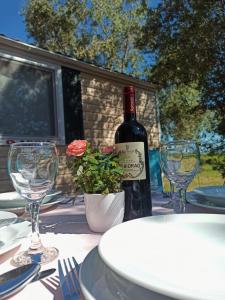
169,181,175,201
178,189,186,213
28,201,42,251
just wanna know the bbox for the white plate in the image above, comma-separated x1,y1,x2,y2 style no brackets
0,190,62,209
99,214,225,300
1,196,64,214
187,195,225,212
193,186,225,206
0,220,31,255
0,211,17,228
79,247,173,300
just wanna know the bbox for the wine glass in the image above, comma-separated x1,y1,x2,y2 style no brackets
8,142,59,266
160,140,200,213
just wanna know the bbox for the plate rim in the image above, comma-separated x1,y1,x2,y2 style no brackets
187,195,225,211
0,190,62,209
98,214,225,300
79,247,106,300
79,247,168,300
0,210,17,219
193,185,225,198
0,196,63,214
0,220,31,255
0,211,18,228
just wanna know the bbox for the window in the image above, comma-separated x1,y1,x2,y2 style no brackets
0,52,65,144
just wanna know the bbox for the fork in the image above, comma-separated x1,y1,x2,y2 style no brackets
58,257,81,300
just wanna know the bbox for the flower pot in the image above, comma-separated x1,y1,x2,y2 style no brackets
84,191,125,233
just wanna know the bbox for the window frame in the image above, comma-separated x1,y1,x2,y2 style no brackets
0,50,65,145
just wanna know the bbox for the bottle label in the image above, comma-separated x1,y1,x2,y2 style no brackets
115,142,146,180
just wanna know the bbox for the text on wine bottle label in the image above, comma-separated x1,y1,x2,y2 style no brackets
115,142,146,180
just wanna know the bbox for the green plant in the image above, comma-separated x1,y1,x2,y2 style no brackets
66,140,124,194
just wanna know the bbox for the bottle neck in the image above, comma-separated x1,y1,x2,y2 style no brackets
123,93,136,122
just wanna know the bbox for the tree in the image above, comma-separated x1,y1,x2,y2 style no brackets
23,1,223,143
22,0,149,76
23,0,87,55
139,0,225,135
158,83,214,141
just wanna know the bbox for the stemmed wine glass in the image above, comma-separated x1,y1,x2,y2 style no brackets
160,140,200,213
8,142,59,266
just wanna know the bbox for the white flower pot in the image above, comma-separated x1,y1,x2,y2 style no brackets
84,191,125,233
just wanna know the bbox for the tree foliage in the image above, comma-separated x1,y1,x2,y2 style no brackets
139,0,225,135
23,1,225,139
23,0,86,55
158,83,214,141
200,132,225,181
22,0,225,177
23,0,148,76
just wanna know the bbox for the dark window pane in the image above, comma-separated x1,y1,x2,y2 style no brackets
0,57,55,137
61,67,83,144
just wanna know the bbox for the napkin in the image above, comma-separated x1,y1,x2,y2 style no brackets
0,191,62,209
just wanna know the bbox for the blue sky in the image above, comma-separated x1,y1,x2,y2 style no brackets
0,0,161,44
0,0,29,42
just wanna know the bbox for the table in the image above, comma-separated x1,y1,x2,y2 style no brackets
0,192,222,300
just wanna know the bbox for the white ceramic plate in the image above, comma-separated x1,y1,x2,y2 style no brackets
187,195,225,212
0,196,64,214
193,186,225,206
0,220,31,255
79,247,173,300
98,214,225,300
0,211,17,228
0,190,62,209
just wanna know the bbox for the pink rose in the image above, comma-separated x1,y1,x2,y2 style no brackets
66,140,87,157
101,146,114,154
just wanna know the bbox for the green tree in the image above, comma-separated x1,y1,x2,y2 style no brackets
139,0,225,135
23,0,148,76
23,0,87,55
158,83,214,141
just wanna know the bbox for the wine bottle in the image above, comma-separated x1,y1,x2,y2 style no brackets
115,86,152,221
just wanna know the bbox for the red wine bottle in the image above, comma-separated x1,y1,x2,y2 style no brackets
115,86,152,221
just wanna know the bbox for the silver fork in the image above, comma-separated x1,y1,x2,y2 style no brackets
58,257,81,300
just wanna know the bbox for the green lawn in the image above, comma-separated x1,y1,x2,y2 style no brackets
162,154,224,192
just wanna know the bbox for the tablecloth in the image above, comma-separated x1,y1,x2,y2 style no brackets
0,192,223,300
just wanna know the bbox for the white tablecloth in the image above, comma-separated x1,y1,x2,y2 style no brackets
0,192,222,300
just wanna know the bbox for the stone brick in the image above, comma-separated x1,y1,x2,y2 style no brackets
0,72,159,194
81,74,159,148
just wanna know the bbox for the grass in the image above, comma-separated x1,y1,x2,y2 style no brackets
162,154,224,192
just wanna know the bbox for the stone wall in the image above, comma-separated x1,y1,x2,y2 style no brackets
0,35,160,195
0,73,159,194
80,73,160,148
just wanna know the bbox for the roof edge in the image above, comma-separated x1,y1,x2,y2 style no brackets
0,35,157,91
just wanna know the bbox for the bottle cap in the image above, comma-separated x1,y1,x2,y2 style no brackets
123,86,135,95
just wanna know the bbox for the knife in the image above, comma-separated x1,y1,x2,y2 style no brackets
0,264,56,299
31,268,56,282
0,263,40,299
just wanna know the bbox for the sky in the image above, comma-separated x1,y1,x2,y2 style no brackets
0,0,161,44
0,0,30,43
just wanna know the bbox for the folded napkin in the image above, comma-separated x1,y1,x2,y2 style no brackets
0,191,62,209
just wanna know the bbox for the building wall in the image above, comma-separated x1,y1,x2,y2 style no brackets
0,34,159,194
81,73,160,148
0,73,159,194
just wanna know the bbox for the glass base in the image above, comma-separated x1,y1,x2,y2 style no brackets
161,200,174,209
11,246,59,267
